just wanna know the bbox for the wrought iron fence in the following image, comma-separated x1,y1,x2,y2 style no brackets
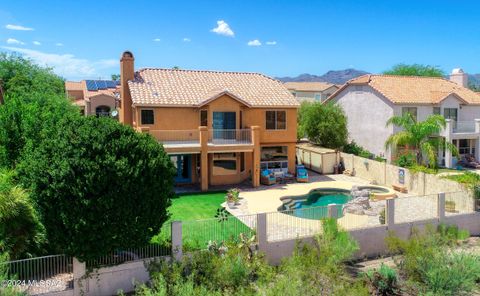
1,254,73,292
86,244,171,268
394,194,438,224
445,191,476,215
182,212,257,251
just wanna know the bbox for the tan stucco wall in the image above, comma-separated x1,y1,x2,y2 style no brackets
134,94,297,187
87,94,116,116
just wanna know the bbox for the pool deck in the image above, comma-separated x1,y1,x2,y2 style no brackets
222,172,418,241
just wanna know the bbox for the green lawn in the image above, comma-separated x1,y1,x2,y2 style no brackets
152,191,254,251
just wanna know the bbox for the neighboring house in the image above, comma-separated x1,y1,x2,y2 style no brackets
65,80,120,116
327,69,480,168
284,82,339,102
118,51,299,190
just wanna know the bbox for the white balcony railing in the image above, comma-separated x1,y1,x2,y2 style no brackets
208,129,252,145
452,121,476,133
149,130,200,146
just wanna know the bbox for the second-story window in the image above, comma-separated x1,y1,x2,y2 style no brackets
444,108,458,122
266,110,286,130
141,109,154,125
402,107,417,121
200,110,208,126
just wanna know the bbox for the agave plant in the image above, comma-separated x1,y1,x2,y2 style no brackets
385,114,458,168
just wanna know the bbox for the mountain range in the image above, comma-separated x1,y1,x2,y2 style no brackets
276,69,369,84
277,69,480,87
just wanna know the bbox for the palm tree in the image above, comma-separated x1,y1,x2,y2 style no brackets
385,114,458,168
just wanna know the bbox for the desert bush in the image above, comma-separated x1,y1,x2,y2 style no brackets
387,225,479,295
364,263,399,296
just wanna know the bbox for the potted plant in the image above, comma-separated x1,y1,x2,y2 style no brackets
226,188,240,207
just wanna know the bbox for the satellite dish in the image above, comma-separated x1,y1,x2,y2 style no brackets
111,110,119,117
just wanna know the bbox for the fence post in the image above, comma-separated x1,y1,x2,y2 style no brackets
386,198,395,228
327,204,339,219
73,257,87,296
438,192,446,222
171,221,183,261
257,213,267,252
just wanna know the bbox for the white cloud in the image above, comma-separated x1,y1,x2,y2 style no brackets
211,20,234,37
55,43,63,46
33,41,41,45
183,37,191,42
6,38,25,45
153,38,161,42
266,41,277,45
2,47,117,79
247,39,261,46
6,24,34,31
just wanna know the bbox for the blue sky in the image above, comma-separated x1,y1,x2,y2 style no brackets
1,0,480,80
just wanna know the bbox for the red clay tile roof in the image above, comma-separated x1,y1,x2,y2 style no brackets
127,68,299,107
327,74,480,105
284,82,338,92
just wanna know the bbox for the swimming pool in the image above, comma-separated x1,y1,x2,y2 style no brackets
279,189,352,220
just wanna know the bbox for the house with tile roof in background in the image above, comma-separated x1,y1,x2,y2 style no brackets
285,82,339,103
118,51,299,191
65,80,120,116
327,68,480,168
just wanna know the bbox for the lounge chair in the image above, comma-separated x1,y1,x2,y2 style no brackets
459,154,480,169
296,165,309,183
260,169,276,185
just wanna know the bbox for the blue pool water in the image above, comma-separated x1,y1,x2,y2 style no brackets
280,189,351,220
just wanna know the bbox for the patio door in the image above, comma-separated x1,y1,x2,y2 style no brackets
171,155,191,183
212,112,236,140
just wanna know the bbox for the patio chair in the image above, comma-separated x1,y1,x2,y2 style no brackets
260,169,276,185
296,165,309,183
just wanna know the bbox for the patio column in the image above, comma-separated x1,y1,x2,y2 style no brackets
475,119,480,161
251,126,261,187
444,119,453,168
199,126,209,191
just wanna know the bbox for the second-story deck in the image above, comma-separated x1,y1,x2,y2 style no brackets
441,119,480,139
142,128,255,153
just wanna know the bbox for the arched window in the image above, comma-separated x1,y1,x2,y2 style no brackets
96,105,111,117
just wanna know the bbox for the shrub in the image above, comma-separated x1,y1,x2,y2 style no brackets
0,53,79,168
298,102,348,149
364,263,399,296
18,116,176,262
444,171,480,188
343,141,372,158
0,170,45,259
139,221,369,296
394,152,416,168
386,225,479,295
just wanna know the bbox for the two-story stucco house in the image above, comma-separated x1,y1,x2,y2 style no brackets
326,69,480,168
285,82,339,103
118,51,299,191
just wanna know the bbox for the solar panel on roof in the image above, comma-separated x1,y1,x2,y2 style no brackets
106,80,116,88
95,80,108,90
86,80,98,91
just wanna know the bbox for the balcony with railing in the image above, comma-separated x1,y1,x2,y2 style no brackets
208,129,252,145
141,128,254,151
148,129,200,148
452,121,476,133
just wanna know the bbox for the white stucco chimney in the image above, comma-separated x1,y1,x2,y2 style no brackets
449,68,468,88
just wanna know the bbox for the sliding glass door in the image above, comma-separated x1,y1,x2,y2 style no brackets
212,112,236,140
